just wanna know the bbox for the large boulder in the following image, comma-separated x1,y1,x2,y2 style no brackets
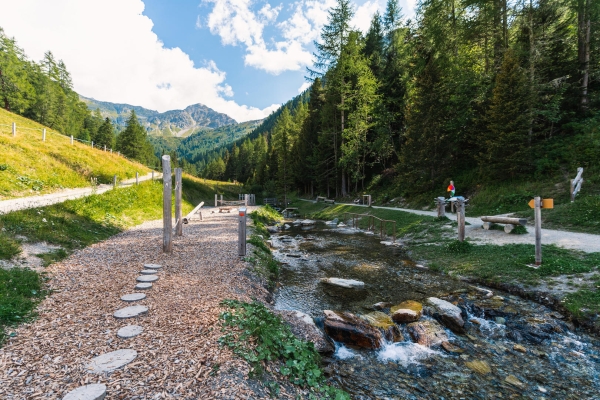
425,297,465,334
276,310,333,353
323,311,383,349
391,300,423,323
320,277,365,289
360,311,403,342
406,320,448,347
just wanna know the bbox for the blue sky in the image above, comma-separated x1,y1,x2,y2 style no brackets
0,0,416,121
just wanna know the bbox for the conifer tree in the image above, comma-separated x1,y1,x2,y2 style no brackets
95,117,115,149
116,110,154,164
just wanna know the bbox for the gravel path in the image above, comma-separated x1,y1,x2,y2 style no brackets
0,172,161,214
0,210,302,399
311,201,600,253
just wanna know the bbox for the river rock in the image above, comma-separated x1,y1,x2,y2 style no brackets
441,341,464,353
267,226,279,233
323,310,383,349
406,320,448,347
425,297,465,333
361,312,403,342
301,219,316,226
371,302,392,310
391,300,423,323
465,360,492,375
320,277,364,289
276,310,333,353
505,374,525,388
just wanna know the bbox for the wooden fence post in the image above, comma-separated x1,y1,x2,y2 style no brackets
175,168,183,237
42,128,46,142
436,197,446,218
534,196,542,265
113,175,117,189
12,122,16,136
70,135,74,145
215,194,217,207
162,155,172,253
136,172,139,185
239,207,247,256
152,171,154,181
457,198,465,242
91,141,94,148
104,145,107,151
110,148,113,154
570,167,584,202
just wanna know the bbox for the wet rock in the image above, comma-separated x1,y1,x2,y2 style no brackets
465,360,491,375
471,286,493,298
441,341,464,353
425,297,465,334
323,310,383,349
361,311,404,342
513,344,527,353
505,374,525,388
371,302,392,310
301,219,316,226
267,226,279,233
287,253,302,258
276,310,333,353
320,277,365,289
406,320,448,347
284,224,291,229
391,300,423,323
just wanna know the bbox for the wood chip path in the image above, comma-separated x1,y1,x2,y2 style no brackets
0,210,304,399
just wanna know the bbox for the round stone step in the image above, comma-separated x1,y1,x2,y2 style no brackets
62,383,107,400
120,293,146,302
85,349,137,374
117,325,143,339
140,269,157,275
136,275,158,283
144,263,162,270
113,305,148,319
135,282,152,290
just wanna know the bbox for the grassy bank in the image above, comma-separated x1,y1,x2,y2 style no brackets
0,107,150,199
289,200,600,326
0,176,240,343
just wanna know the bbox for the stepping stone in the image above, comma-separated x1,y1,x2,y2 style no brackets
117,325,143,339
85,349,137,374
113,305,148,319
136,275,158,283
140,269,157,275
120,293,146,302
144,264,162,270
62,383,107,400
135,283,152,290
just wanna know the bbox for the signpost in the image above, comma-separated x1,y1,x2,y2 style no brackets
528,197,554,266
238,207,247,256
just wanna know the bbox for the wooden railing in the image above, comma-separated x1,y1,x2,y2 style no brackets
343,212,396,243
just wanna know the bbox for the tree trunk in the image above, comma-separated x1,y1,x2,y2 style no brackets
528,0,535,146
578,0,591,112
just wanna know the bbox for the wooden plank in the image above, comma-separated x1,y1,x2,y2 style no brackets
480,216,527,226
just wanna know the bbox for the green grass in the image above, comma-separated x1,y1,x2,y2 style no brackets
0,107,151,199
0,234,21,259
246,234,279,287
219,299,349,399
0,267,46,343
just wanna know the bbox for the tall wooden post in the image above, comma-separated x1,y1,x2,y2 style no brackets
104,145,107,151
11,122,16,137
42,128,46,142
152,171,154,181
215,194,218,207
436,197,446,218
162,155,172,253
113,175,117,189
136,172,139,185
534,196,542,265
91,141,94,148
70,135,74,145
457,198,465,242
239,207,247,256
175,168,183,237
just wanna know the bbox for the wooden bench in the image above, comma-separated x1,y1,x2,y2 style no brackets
324,199,335,204
481,216,527,233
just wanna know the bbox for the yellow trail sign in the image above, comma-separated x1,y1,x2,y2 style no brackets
528,198,554,209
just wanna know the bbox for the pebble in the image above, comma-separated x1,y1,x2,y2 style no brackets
136,275,158,282
143,264,162,270
117,325,144,339
135,282,152,290
513,344,527,353
120,293,146,302
62,383,107,400
505,375,525,388
113,305,148,319
85,349,137,374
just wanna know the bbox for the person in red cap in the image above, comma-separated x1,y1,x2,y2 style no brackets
447,180,455,197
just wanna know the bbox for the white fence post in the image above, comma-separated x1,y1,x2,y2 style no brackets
42,128,46,142
12,123,16,137
70,135,73,145
91,141,94,148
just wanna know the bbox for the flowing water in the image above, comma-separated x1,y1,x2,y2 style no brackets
271,222,600,399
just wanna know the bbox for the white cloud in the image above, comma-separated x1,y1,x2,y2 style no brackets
0,0,276,122
297,81,311,93
195,15,203,29
352,0,383,33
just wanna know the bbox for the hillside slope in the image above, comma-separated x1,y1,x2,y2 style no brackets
0,108,150,200
81,96,237,137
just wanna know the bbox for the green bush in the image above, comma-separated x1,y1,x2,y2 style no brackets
445,240,473,254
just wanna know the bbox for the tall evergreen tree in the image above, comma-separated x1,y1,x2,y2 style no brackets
95,117,115,149
116,110,154,164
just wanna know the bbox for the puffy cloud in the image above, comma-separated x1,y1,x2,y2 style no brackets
297,81,311,93
0,0,276,122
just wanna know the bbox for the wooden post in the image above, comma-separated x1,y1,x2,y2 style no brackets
244,194,248,206
571,167,584,202
436,197,446,218
11,122,16,136
457,198,465,242
152,171,154,181
215,194,217,207
220,194,223,205
70,135,74,145
534,196,542,265
113,175,117,189
162,155,172,253
42,128,46,142
104,145,107,151
110,148,113,154
238,207,247,256
175,168,182,237
136,172,139,185
91,141,94,148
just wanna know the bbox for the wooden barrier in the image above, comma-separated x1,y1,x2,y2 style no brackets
183,201,204,224
570,167,584,202
344,212,396,243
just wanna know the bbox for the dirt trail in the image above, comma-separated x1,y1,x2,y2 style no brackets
0,172,161,214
